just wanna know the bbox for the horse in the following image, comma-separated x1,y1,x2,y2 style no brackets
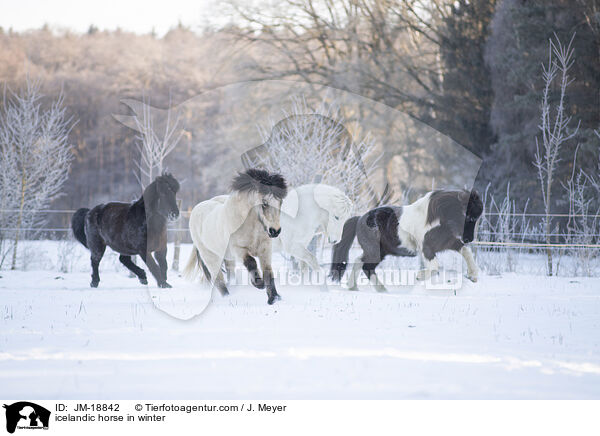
71,173,180,288
273,184,353,272
183,168,287,305
330,189,483,292
210,184,353,284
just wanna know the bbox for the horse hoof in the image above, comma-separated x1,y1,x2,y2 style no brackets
267,293,281,305
139,277,148,285
90,281,99,288
467,275,478,283
159,282,172,288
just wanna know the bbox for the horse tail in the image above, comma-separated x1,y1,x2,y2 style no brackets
183,247,212,282
182,247,200,280
329,215,359,282
71,208,89,249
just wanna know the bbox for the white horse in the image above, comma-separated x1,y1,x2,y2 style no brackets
183,169,288,305
209,184,353,275
273,184,353,272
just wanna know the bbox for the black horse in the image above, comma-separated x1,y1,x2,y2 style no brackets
72,173,180,288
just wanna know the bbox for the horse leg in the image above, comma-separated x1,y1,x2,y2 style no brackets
291,244,321,271
346,256,363,291
243,254,265,289
418,226,453,281
213,268,229,296
86,228,106,288
460,246,478,282
119,255,148,284
140,251,170,288
258,255,280,305
225,259,236,284
89,246,105,288
153,248,169,284
362,262,387,293
289,243,328,291
197,250,229,296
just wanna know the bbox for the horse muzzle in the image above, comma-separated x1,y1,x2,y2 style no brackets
268,227,281,238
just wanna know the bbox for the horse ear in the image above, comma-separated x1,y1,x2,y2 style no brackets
281,187,299,218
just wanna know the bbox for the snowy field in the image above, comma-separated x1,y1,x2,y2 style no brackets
1,241,599,399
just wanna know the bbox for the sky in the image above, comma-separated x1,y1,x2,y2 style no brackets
0,0,230,35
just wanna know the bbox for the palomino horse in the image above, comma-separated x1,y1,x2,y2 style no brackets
183,169,288,305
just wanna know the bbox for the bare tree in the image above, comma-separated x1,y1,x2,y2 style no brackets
533,34,579,276
245,97,383,210
132,97,183,188
128,97,183,270
0,77,75,269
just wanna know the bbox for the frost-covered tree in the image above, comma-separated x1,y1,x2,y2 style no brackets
129,97,183,188
563,132,600,277
244,98,383,210
533,34,579,276
0,78,75,269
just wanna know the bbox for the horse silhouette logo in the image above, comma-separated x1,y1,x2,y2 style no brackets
3,402,50,434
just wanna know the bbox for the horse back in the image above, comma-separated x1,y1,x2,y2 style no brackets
88,201,146,255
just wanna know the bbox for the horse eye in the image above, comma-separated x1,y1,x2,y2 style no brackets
334,216,339,220
262,202,268,209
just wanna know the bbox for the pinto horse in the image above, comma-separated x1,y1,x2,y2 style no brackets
330,189,483,292
72,173,180,288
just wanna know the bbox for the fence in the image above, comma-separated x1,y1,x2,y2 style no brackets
3,209,600,246
1,209,599,276
0,209,194,243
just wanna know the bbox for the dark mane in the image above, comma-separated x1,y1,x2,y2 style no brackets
466,190,483,220
153,172,180,193
426,190,471,225
231,168,287,200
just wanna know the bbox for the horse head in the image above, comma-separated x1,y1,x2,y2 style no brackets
463,190,483,243
232,169,287,238
145,173,180,221
313,185,353,244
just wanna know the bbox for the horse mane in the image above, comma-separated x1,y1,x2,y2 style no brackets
141,173,180,214
312,184,353,215
231,168,287,200
466,190,483,220
154,173,180,193
329,191,353,215
426,189,471,225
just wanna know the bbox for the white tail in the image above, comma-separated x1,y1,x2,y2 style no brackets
182,247,200,281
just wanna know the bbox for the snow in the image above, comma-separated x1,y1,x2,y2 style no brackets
1,241,599,399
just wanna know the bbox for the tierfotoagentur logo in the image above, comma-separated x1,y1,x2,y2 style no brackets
2,402,50,434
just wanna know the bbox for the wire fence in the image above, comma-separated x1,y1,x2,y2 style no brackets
2,209,600,249
0,209,194,241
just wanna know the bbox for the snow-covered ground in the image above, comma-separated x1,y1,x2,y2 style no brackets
1,241,599,399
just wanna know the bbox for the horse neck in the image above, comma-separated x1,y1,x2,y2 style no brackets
132,195,166,228
223,192,253,232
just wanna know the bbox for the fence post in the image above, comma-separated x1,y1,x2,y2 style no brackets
171,199,183,271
